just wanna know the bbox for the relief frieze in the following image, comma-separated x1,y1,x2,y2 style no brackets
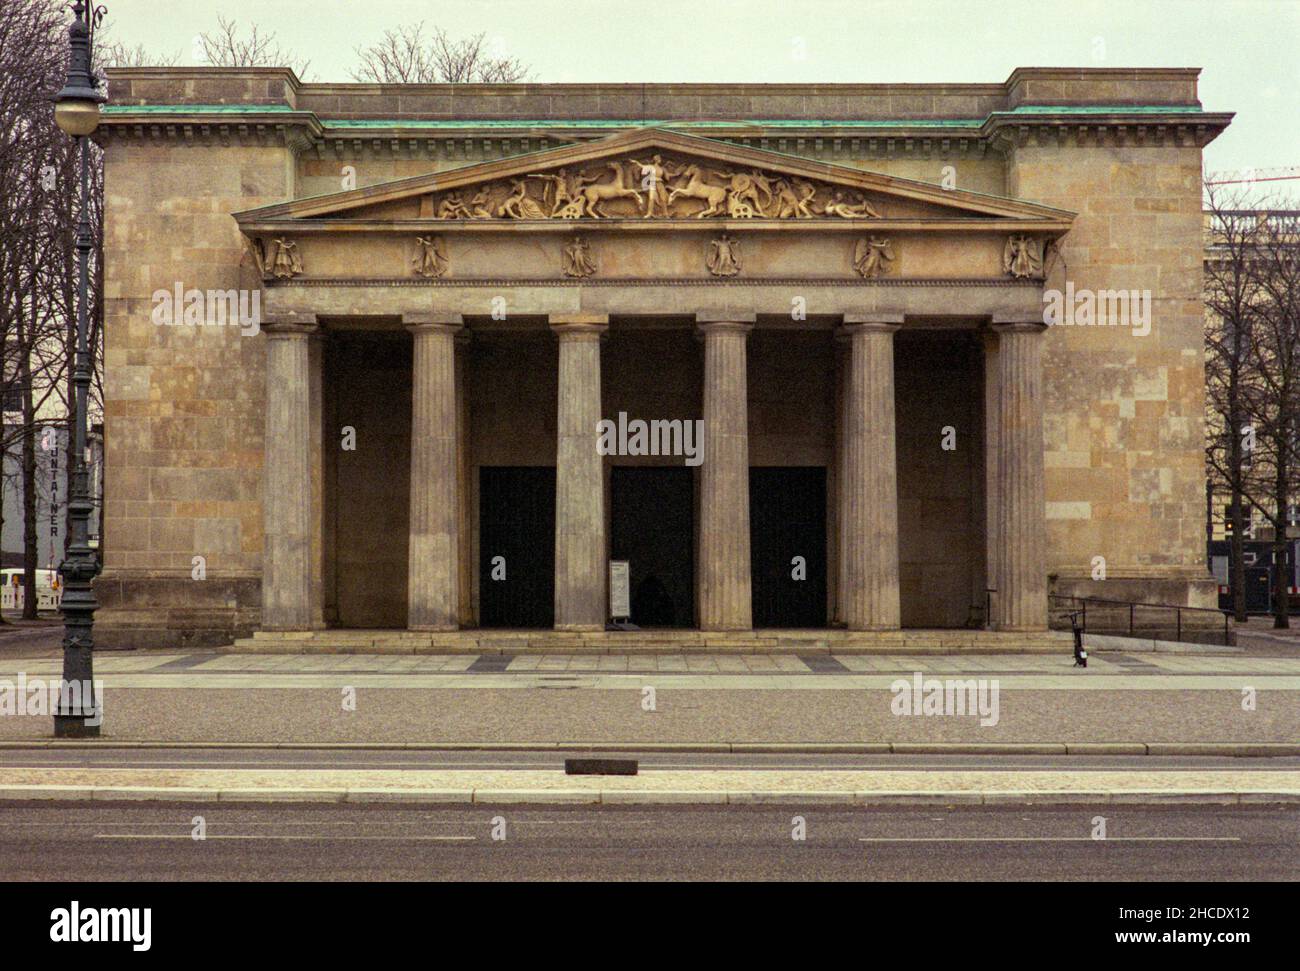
420,152,887,221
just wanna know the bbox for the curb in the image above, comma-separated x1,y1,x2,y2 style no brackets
0,785,1296,806
0,740,1297,756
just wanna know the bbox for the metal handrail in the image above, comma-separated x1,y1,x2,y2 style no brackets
1048,594,1232,646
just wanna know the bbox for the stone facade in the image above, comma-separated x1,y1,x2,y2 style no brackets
93,67,1230,648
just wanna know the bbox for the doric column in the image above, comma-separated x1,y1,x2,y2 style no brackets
697,314,754,631
405,314,462,630
262,313,318,630
551,314,608,631
308,334,325,628
991,315,1048,631
830,337,848,625
455,331,474,627
838,314,903,630
982,332,1000,628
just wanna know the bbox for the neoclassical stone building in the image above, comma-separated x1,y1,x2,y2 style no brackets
94,67,1230,649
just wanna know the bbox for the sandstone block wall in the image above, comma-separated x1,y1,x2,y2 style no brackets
97,139,294,647
1007,142,1214,606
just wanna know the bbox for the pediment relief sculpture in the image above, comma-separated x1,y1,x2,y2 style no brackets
421,152,887,222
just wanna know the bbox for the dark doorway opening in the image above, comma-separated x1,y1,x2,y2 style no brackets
750,467,827,628
610,467,695,628
479,467,555,628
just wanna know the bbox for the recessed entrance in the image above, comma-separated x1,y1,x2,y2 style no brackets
478,466,556,628
610,467,695,628
895,332,985,628
749,467,828,628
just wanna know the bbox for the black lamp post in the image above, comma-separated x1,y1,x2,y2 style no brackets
52,1,107,738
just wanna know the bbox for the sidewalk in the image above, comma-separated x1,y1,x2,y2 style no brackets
1,649,1297,747
1,764,1296,806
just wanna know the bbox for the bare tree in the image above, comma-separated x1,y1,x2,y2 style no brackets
1205,185,1266,621
97,40,180,69
352,24,530,83
1243,206,1300,627
0,1,174,622
0,0,70,619
198,14,311,79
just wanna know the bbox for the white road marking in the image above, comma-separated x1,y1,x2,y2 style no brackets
93,834,478,841
857,836,1240,842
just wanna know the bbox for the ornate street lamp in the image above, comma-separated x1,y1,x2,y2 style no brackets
52,1,107,738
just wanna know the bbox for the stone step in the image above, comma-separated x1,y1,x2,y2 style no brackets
229,630,1068,655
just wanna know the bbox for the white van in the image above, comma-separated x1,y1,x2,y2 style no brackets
0,568,62,611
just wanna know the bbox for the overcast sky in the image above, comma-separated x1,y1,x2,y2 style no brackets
99,0,1299,185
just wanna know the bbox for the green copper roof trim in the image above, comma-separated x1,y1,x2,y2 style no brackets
103,103,1210,130
104,103,299,113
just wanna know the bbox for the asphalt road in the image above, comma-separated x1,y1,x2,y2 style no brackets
0,800,1293,880
1,746,1297,772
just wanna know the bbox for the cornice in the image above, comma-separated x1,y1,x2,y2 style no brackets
264,276,1042,288
96,104,1231,155
234,217,1075,235
96,109,322,150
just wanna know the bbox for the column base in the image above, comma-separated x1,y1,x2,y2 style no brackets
554,622,604,633
409,623,460,632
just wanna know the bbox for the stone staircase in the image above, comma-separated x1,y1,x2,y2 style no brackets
229,628,1069,655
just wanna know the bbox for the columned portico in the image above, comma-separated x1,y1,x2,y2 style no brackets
232,128,1077,642
839,314,903,630
990,315,1049,631
551,314,609,631
697,315,754,631
405,313,463,630
262,314,318,630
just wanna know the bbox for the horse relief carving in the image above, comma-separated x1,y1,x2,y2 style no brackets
421,152,884,221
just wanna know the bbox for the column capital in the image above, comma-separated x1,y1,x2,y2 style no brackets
839,312,904,337
696,312,755,338
262,313,318,337
990,311,1048,334
697,311,756,323
550,314,609,339
404,312,464,336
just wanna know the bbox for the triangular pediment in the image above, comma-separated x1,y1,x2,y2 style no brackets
234,127,1074,228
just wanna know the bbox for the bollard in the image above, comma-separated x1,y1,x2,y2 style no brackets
1070,610,1087,668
